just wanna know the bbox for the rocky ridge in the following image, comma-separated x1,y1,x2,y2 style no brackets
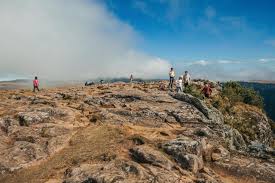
0,81,274,183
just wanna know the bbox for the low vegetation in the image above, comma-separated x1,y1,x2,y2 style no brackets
211,81,264,112
210,81,275,141
184,84,204,99
240,82,275,122
221,82,264,109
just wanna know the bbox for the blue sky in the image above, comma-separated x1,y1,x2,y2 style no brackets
102,0,275,80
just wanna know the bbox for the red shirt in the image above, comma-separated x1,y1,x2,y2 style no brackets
202,86,212,95
33,79,39,87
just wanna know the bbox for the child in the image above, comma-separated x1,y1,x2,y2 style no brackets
33,76,40,92
176,77,183,93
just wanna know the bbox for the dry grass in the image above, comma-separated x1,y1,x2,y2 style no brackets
0,121,184,183
0,124,125,183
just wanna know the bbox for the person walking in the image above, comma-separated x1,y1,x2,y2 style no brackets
183,71,191,88
168,68,175,89
33,76,40,92
202,83,212,98
130,74,133,83
176,76,183,93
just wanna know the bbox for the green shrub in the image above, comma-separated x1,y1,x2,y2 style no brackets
184,84,204,99
222,81,264,109
211,95,231,113
225,116,257,141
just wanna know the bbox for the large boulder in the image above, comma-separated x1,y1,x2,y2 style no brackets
162,137,204,173
222,125,247,151
248,142,275,159
129,146,174,170
211,146,230,162
172,93,224,124
200,139,230,162
37,107,68,117
17,112,50,126
84,96,115,108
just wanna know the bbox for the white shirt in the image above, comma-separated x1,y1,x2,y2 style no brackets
183,73,191,83
176,79,183,87
169,71,175,77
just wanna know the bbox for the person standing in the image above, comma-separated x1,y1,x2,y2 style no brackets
33,76,40,92
183,71,191,88
202,83,212,98
130,74,133,83
176,76,183,93
168,68,175,89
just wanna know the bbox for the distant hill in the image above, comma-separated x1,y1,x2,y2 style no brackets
0,79,30,90
240,82,275,121
248,80,275,84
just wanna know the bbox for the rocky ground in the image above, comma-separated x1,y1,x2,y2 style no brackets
0,81,274,183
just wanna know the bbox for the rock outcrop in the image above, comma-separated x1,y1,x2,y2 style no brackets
163,137,204,173
225,104,273,146
0,81,274,183
172,93,224,124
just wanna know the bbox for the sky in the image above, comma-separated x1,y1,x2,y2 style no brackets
0,0,274,81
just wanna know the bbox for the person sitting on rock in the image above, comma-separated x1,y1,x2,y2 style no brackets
33,76,40,92
176,77,183,93
202,82,212,98
183,71,191,87
168,68,175,89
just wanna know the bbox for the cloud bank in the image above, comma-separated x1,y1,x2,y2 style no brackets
177,59,275,81
0,0,171,81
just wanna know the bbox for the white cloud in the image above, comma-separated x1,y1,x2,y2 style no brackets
188,59,242,66
183,61,275,81
217,60,241,64
189,60,210,66
258,58,275,63
174,58,275,81
0,0,171,81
